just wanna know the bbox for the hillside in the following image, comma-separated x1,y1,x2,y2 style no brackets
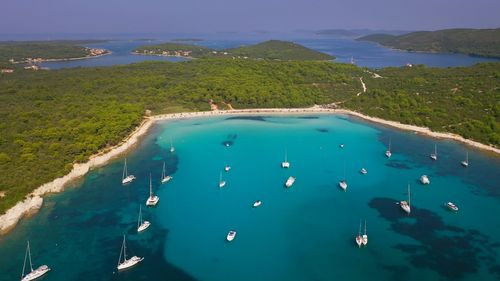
226,40,335,60
133,40,335,60
358,28,500,58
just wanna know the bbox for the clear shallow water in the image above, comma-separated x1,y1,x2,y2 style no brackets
0,115,499,281
39,34,500,69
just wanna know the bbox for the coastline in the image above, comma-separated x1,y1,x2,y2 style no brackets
131,51,194,59
41,51,112,62
1,106,498,236
0,118,153,235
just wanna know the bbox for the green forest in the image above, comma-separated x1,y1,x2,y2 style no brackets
0,58,498,214
358,28,500,58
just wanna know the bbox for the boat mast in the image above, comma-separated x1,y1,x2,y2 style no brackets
466,151,469,163
408,184,411,207
21,241,30,279
388,138,391,151
123,159,128,179
434,144,437,156
123,235,127,261
285,149,288,162
138,206,142,228
149,173,153,197
364,220,367,235
358,220,362,236
161,162,165,179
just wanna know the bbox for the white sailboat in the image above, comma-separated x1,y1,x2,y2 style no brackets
362,220,368,246
385,138,392,158
137,205,150,233
161,162,172,184
281,149,290,168
339,163,347,191
219,172,226,188
122,158,136,185
117,235,143,271
224,164,231,172
285,176,296,188
253,200,262,208
355,220,362,248
461,151,469,167
146,174,159,206
360,168,367,175
430,144,437,160
400,184,411,214
20,241,50,281
169,138,175,153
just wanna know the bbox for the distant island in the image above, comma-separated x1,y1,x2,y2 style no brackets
357,28,500,58
0,40,110,70
171,38,204,42
133,40,335,60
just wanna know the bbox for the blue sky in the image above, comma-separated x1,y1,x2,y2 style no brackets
1,0,499,34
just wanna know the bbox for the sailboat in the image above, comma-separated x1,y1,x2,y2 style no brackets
169,138,175,153
146,174,159,206
285,176,296,188
362,220,368,246
117,235,143,271
430,144,437,160
20,241,50,281
385,138,392,158
219,172,226,188
137,205,150,233
122,158,136,185
339,163,347,191
461,151,469,167
224,164,231,172
400,184,411,214
281,149,290,168
161,162,172,184
355,220,362,248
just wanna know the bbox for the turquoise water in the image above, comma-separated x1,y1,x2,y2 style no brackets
0,115,499,281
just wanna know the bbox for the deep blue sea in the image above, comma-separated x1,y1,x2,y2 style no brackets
32,32,500,69
1,115,499,281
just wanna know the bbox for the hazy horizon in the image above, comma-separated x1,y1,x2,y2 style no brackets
2,0,500,35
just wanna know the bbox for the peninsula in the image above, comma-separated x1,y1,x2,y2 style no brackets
0,40,110,70
357,28,500,58
133,40,335,60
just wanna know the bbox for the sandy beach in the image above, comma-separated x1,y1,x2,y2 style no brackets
0,106,498,235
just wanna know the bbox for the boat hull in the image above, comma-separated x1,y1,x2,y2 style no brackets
21,266,50,281
117,256,143,271
122,175,135,185
137,221,151,232
146,196,159,206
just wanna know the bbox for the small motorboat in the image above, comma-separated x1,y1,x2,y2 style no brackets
253,200,262,208
339,180,347,191
285,176,296,188
360,168,367,175
445,202,459,212
226,230,236,242
420,175,430,185
339,144,345,148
